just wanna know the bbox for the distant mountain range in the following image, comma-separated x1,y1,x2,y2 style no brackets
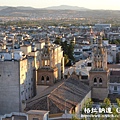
44,5,89,11
0,6,36,11
0,5,120,21
0,5,89,11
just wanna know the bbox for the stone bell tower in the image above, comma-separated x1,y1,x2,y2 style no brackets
89,33,110,101
37,38,58,86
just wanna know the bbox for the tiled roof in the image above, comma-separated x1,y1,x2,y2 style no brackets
26,77,90,113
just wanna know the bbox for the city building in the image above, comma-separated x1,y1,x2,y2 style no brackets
1,110,49,120
0,50,36,115
95,24,111,31
108,64,120,102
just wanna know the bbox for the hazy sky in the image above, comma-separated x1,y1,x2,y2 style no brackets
0,0,120,10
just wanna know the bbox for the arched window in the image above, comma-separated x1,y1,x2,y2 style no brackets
46,76,49,82
99,78,102,83
41,76,44,82
94,78,97,83
93,78,97,86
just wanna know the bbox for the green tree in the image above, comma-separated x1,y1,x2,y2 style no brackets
116,98,120,107
54,37,61,45
54,39,75,65
82,98,93,114
71,111,80,120
114,40,120,45
85,98,93,108
68,41,75,61
61,41,68,55
103,98,111,108
64,54,69,65
71,115,80,120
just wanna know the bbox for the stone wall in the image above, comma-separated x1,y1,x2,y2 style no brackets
0,61,20,115
92,87,108,100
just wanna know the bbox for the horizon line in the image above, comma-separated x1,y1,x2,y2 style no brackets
0,5,120,11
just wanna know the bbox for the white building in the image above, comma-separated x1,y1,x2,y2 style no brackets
107,44,117,63
0,110,49,120
0,50,36,115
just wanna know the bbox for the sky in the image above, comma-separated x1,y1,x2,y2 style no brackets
0,0,120,10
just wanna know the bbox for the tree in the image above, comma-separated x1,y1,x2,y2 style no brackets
82,98,93,115
85,98,93,109
103,98,111,108
64,54,69,65
71,111,80,120
71,115,80,120
68,41,75,61
102,98,120,120
54,39,75,66
116,98,120,107
114,40,120,45
54,37,61,45
61,41,68,55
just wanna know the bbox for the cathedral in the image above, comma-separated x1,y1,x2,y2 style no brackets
89,34,110,101
26,34,120,114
